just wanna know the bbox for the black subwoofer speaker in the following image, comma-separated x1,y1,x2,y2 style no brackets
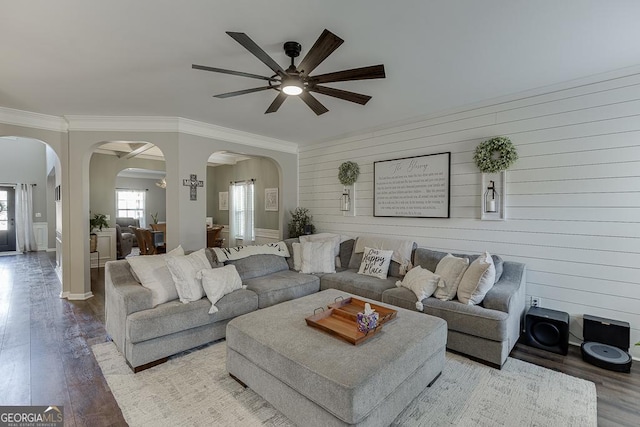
524,307,570,355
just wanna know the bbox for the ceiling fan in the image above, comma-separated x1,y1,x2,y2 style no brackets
192,29,385,115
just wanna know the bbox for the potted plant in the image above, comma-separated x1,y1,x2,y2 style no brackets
89,212,109,252
288,207,316,238
151,212,159,224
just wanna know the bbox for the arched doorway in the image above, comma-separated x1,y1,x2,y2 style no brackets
89,141,166,265
0,136,63,281
205,151,282,247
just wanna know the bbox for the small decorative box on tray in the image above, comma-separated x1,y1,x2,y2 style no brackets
305,297,398,345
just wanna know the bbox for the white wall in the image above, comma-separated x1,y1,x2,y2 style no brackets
299,70,640,359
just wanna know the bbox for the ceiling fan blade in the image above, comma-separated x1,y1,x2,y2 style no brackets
299,92,329,115
214,86,275,99
311,64,386,84
297,29,344,76
226,32,286,76
309,85,372,105
192,64,278,82
265,92,287,114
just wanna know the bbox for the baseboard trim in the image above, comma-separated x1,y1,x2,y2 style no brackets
67,292,94,301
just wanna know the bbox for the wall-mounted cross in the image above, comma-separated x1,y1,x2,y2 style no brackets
182,174,204,201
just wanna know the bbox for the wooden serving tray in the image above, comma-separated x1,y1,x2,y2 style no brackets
327,297,397,325
305,297,398,345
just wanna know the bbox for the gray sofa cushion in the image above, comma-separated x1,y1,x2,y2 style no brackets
320,270,398,301
244,270,320,309
339,239,355,268
424,297,508,342
382,287,509,342
414,248,504,284
227,254,289,281
126,289,258,343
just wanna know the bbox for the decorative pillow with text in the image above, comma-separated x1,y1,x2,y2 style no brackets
357,247,394,280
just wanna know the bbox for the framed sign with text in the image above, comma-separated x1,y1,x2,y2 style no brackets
374,152,451,218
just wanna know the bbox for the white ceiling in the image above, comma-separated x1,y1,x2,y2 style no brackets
2,1,640,146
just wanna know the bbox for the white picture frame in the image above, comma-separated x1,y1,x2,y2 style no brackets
265,188,278,211
219,191,229,211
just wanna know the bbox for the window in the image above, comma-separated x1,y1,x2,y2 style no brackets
230,181,254,243
116,189,146,227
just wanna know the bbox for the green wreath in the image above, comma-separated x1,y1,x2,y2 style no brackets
473,136,518,173
338,161,360,185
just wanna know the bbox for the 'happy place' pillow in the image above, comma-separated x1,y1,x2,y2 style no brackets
357,247,393,280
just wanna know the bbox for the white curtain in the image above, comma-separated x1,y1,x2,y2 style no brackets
229,181,255,246
15,183,37,252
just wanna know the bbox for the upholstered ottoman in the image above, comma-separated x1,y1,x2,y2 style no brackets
226,289,447,426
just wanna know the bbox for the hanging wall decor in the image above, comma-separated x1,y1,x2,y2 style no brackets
182,174,204,201
265,188,278,211
338,161,360,216
374,152,451,218
473,136,518,173
474,136,516,221
481,172,506,220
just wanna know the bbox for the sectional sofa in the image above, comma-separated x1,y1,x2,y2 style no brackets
105,237,526,371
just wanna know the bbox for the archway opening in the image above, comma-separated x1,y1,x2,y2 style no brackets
0,136,63,280
89,141,166,264
205,151,281,247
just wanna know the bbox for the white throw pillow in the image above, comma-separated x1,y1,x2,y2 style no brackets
197,265,244,314
395,265,441,310
127,245,185,307
358,247,394,280
300,241,336,274
292,242,302,271
457,251,496,305
433,254,469,301
298,233,343,267
166,249,212,303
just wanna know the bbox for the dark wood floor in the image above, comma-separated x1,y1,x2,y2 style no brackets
0,252,638,426
0,252,126,426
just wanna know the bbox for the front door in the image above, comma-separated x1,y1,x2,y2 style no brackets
0,187,16,252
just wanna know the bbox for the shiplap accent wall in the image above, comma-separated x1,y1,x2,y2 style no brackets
299,71,640,359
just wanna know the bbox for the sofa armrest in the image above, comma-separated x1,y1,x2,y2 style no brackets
105,260,153,353
481,261,526,314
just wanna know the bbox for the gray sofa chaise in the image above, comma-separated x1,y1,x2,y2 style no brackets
105,250,319,371
106,237,526,371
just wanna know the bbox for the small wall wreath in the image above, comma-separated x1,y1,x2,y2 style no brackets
338,161,360,186
473,136,518,173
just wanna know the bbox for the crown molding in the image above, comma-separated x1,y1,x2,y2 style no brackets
0,106,68,132
177,117,298,154
65,115,298,154
65,115,179,132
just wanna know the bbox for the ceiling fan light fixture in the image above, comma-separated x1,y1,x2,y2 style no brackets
281,79,303,96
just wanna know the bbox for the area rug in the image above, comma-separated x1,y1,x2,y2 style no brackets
92,341,597,426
